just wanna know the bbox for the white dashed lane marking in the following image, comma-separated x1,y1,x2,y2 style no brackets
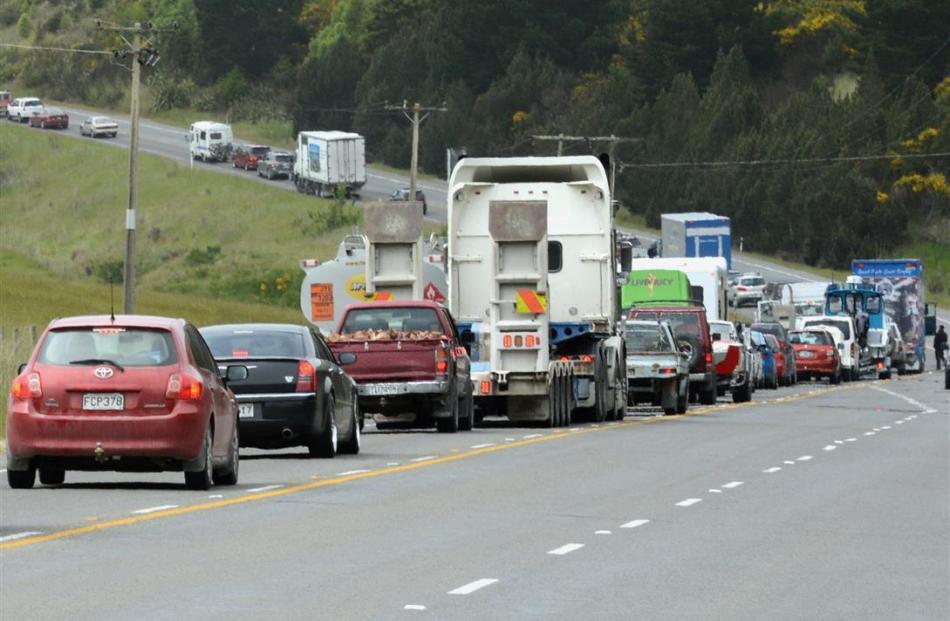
676,498,702,507
448,579,499,595
763,467,782,473
337,469,371,476
722,481,744,489
0,531,42,543
247,485,283,493
131,505,178,515
823,445,837,451
595,530,612,535
620,519,650,529
404,605,427,611
548,543,585,556
469,443,495,449
797,455,813,462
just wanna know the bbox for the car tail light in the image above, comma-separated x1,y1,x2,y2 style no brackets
435,348,449,375
166,373,203,400
737,286,747,292
660,367,676,374
705,352,713,364
581,355,593,363
296,360,316,393
11,372,41,400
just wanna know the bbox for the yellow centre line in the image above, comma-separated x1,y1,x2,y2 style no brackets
0,381,872,551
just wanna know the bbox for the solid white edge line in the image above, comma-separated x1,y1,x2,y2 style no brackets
448,578,499,595
548,543,585,555
131,504,179,515
0,531,43,543
620,519,650,529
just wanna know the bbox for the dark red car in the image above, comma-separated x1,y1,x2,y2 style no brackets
790,329,842,384
28,106,69,129
5,315,246,490
232,144,269,170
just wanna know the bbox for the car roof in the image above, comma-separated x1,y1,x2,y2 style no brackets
48,315,186,330
200,323,308,334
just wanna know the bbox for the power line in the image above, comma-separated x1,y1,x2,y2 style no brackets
618,150,950,171
384,100,448,204
0,43,111,55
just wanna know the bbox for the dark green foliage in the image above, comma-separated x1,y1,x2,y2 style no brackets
185,245,221,266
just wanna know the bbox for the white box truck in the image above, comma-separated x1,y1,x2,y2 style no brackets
661,212,732,269
447,156,627,426
292,130,366,197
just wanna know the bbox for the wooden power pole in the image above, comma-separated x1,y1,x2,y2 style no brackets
385,101,447,203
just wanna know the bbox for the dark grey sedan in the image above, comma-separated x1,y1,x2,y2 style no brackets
200,323,360,457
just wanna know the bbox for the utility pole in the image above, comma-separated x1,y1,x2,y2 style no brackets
385,100,447,203
532,134,641,195
98,20,168,313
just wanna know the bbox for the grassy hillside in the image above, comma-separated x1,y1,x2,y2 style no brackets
0,123,361,308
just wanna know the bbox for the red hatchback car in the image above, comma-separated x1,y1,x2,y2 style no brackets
790,329,842,384
28,106,69,129
5,315,247,490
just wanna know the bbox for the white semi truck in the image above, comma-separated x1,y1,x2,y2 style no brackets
292,130,366,197
447,156,626,426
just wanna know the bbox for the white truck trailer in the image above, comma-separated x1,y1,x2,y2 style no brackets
299,202,448,334
292,130,366,197
629,256,728,322
447,156,627,426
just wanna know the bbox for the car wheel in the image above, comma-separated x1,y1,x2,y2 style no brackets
39,467,65,486
699,377,717,405
676,379,689,413
459,385,474,431
339,399,361,455
212,424,239,486
110,132,117,138
7,467,36,489
309,395,338,458
830,369,841,385
436,386,460,433
184,426,214,490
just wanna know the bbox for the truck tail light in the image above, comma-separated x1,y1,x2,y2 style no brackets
166,373,203,400
660,367,676,375
581,355,593,363
503,334,513,348
435,348,449,375
480,380,491,394
297,360,316,393
705,352,713,364
11,372,42,400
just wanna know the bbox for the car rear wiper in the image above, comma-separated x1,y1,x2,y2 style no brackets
69,358,125,372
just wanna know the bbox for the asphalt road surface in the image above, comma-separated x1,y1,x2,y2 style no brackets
2,373,947,620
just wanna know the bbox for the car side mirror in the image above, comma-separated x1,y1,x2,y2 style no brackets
225,365,248,382
337,352,357,366
17,362,27,374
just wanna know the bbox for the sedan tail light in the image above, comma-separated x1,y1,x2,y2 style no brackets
166,373,203,400
296,360,316,393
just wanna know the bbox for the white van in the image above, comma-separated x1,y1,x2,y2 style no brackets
797,315,859,381
629,256,728,321
188,121,233,162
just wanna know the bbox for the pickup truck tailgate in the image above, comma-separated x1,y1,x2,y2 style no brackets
329,339,446,382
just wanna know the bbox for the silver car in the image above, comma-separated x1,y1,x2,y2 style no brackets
79,116,119,138
729,273,766,307
257,150,294,180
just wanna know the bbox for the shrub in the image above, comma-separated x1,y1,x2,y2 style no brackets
185,245,221,266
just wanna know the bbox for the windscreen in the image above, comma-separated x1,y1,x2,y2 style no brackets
37,328,178,367
804,319,851,340
624,325,672,352
203,329,305,359
340,308,443,335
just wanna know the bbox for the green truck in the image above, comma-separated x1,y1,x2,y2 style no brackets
621,269,694,311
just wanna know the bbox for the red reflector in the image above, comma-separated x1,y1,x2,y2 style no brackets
503,335,513,348
581,355,593,363
514,335,523,347
480,380,491,394
877,361,884,369
660,367,675,374
560,356,569,362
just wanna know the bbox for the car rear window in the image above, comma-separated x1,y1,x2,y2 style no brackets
630,310,702,336
210,132,222,139
740,277,765,286
37,328,178,367
275,154,293,162
803,319,851,340
202,329,306,359
624,325,672,352
340,308,443,334
791,331,832,345
751,323,786,342
25,99,41,106
251,147,269,155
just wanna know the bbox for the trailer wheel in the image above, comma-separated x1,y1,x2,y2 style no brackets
561,368,573,426
546,367,559,427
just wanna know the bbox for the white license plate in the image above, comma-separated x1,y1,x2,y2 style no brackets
82,393,124,411
363,383,401,396
798,351,815,358
238,403,255,419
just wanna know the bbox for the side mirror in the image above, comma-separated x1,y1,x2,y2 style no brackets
337,352,357,366
225,365,248,382
17,362,27,374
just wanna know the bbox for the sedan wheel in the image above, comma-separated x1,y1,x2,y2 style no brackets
309,396,338,458
7,467,36,489
339,399,361,455
212,424,239,485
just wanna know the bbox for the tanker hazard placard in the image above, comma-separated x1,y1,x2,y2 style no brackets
310,283,334,322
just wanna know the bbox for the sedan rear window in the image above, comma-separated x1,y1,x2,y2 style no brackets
630,310,702,336
37,328,178,367
251,147,269,155
203,329,306,359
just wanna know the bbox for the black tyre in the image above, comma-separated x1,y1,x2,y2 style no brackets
732,378,751,403
309,396,339,457
185,426,214,490
39,468,65,486
7,468,36,489
212,424,239,486
699,378,717,405
830,369,841,385
459,387,474,431
676,380,689,414
436,383,459,433
339,400,361,455
546,376,558,428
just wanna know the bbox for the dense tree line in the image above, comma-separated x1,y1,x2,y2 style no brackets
2,0,947,268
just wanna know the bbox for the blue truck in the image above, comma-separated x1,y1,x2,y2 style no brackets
660,212,732,269
851,259,937,373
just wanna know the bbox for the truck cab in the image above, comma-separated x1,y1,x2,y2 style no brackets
824,278,888,378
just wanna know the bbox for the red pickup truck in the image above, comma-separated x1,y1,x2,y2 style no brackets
326,301,473,433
